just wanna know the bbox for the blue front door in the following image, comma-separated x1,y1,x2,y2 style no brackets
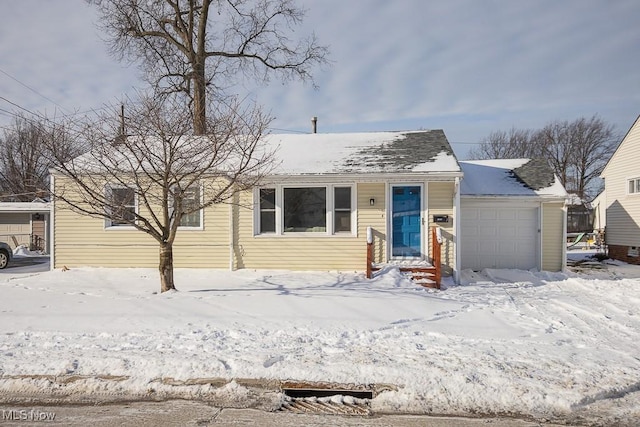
392,186,422,257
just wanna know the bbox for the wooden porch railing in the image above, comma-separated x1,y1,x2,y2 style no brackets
431,226,442,288
366,226,374,279
366,226,442,289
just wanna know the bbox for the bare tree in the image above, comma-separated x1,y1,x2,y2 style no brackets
50,94,275,292
0,113,76,201
470,115,619,199
90,0,329,134
468,128,540,160
560,116,617,199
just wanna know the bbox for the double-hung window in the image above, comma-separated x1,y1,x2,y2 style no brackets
171,183,202,228
628,178,640,195
259,188,276,233
333,187,352,232
256,185,354,235
106,186,136,227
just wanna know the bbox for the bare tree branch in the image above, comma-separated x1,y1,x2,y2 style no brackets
49,93,275,292
89,0,330,134
469,115,620,199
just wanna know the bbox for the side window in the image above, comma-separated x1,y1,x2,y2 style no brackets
259,188,276,233
629,178,640,194
107,186,136,227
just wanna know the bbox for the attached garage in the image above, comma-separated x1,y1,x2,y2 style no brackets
459,159,567,272
461,202,539,270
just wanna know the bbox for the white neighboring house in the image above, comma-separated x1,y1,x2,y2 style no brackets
459,159,568,272
0,201,51,253
600,114,640,264
591,190,606,234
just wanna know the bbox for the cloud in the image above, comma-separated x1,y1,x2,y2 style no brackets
1,0,639,159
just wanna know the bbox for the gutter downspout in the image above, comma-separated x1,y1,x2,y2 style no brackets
539,201,544,270
49,174,55,271
229,201,234,271
562,200,568,271
453,176,461,284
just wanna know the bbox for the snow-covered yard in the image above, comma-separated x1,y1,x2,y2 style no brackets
1,248,639,425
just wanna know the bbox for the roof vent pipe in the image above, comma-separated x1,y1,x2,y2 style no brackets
311,116,317,133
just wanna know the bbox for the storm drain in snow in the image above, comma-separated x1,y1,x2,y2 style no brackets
279,387,373,415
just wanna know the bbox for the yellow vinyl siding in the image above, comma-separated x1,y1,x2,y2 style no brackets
541,202,564,271
53,177,230,269
601,119,640,245
234,183,386,271
427,182,455,274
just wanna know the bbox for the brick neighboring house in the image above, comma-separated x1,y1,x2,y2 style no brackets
600,115,640,264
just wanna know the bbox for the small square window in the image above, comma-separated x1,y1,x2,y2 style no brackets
629,178,640,194
629,246,639,257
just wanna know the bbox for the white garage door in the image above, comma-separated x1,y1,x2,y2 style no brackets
461,205,539,270
0,213,31,248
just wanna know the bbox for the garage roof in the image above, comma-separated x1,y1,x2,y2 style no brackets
460,159,567,198
0,202,50,213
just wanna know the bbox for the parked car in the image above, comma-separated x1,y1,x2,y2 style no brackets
0,242,12,269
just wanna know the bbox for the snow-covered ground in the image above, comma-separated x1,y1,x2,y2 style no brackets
1,248,639,425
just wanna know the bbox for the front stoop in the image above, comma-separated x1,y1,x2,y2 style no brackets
371,265,440,289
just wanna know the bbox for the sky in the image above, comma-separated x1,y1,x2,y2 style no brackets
1,0,639,159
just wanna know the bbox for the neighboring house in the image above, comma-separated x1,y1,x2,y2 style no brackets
600,115,640,264
459,159,568,272
51,130,568,279
0,201,51,253
591,190,606,233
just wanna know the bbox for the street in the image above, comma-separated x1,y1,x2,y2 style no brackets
0,401,566,426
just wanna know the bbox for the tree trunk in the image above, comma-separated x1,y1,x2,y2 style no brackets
159,242,176,292
192,58,207,135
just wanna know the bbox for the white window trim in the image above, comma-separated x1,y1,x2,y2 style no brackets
254,184,357,237
169,182,205,230
627,177,640,195
105,185,138,229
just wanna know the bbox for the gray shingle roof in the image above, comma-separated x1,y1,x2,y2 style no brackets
342,130,457,172
265,130,461,175
511,158,556,190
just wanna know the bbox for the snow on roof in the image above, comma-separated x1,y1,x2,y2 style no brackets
460,159,567,198
0,201,51,212
264,130,461,175
61,130,461,177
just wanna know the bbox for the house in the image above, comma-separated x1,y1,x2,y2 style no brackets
50,130,568,280
590,190,606,234
459,159,568,272
0,201,51,253
600,115,640,264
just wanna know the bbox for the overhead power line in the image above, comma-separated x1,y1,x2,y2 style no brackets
0,66,70,114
